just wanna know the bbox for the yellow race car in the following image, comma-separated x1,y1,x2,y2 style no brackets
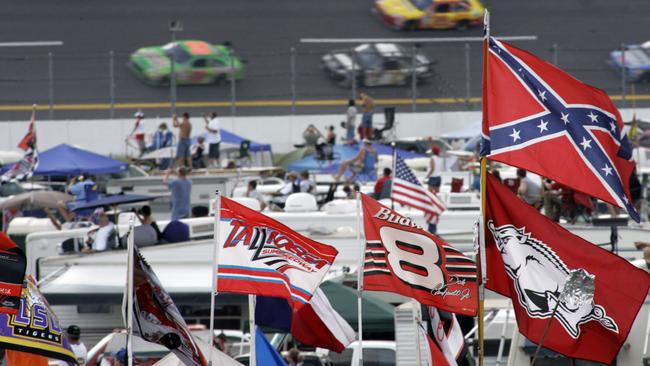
374,0,485,31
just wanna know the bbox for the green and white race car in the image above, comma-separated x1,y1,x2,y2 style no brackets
128,40,244,86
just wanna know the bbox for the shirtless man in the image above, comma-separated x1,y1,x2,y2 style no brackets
173,112,193,168
359,92,374,140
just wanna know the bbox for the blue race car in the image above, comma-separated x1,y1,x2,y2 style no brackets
609,41,650,83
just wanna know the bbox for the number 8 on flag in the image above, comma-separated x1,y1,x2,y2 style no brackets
361,194,477,316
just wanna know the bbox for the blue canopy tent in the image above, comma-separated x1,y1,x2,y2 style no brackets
31,144,128,176
191,129,272,152
141,128,273,166
287,143,426,175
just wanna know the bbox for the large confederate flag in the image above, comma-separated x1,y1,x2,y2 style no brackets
485,174,650,364
481,37,639,221
362,194,477,316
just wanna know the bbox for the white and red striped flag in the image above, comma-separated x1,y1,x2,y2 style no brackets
391,154,445,223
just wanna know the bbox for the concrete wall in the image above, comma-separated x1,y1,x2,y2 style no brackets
1,108,647,157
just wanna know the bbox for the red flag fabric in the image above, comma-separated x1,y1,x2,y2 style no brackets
291,288,356,352
421,327,451,366
361,194,477,316
481,37,639,221
130,246,206,366
17,111,36,151
485,174,650,364
217,196,339,308
0,233,26,315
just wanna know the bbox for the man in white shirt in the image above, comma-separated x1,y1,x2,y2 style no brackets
204,112,222,168
64,325,87,366
85,211,116,252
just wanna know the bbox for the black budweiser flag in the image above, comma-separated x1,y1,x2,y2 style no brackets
0,233,26,314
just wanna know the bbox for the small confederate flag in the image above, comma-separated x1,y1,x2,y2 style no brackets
391,154,445,224
485,174,650,364
2,110,38,182
217,196,338,308
361,194,476,316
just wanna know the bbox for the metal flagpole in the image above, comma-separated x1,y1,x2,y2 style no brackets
391,142,397,210
355,187,364,366
248,294,257,366
477,9,491,366
412,299,422,366
495,301,511,366
209,190,221,366
126,215,135,366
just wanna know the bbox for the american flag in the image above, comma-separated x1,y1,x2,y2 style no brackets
391,155,445,223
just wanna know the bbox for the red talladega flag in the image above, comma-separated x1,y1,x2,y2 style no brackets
481,37,639,221
0,233,26,315
217,196,338,308
361,194,477,316
485,174,650,364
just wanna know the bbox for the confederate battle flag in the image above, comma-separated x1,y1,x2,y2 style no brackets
485,174,650,364
481,36,639,221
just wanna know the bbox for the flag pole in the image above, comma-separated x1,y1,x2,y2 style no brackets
495,301,511,366
355,188,364,366
248,294,257,366
126,215,135,366
209,190,221,366
412,299,422,366
391,142,397,210
477,9,491,366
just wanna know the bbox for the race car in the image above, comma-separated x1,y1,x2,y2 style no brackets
128,40,245,86
608,41,650,83
321,43,434,87
374,0,484,31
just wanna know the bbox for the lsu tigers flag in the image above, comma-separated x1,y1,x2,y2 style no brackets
485,174,650,364
0,275,76,364
361,194,477,316
217,196,339,307
481,37,639,221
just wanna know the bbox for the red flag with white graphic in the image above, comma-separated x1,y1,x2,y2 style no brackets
0,233,26,315
361,194,476,316
427,307,466,365
485,173,650,364
217,196,339,308
481,37,639,221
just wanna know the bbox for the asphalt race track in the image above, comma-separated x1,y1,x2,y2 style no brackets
0,0,649,120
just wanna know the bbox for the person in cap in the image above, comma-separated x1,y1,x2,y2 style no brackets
65,325,87,366
269,172,300,210
112,348,127,366
333,139,377,182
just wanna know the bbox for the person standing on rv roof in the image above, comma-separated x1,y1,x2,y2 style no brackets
359,92,374,140
173,112,193,168
344,99,357,144
204,112,222,168
128,111,147,157
164,166,192,221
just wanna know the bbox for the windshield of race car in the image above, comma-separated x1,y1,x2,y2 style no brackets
355,45,384,69
412,0,433,11
163,44,192,64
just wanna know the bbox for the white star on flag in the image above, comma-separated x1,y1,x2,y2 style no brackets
538,89,547,102
609,122,616,132
602,164,613,176
579,137,592,150
537,120,548,133
587,112,598,123
561,112,570,125
510,128,521,142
